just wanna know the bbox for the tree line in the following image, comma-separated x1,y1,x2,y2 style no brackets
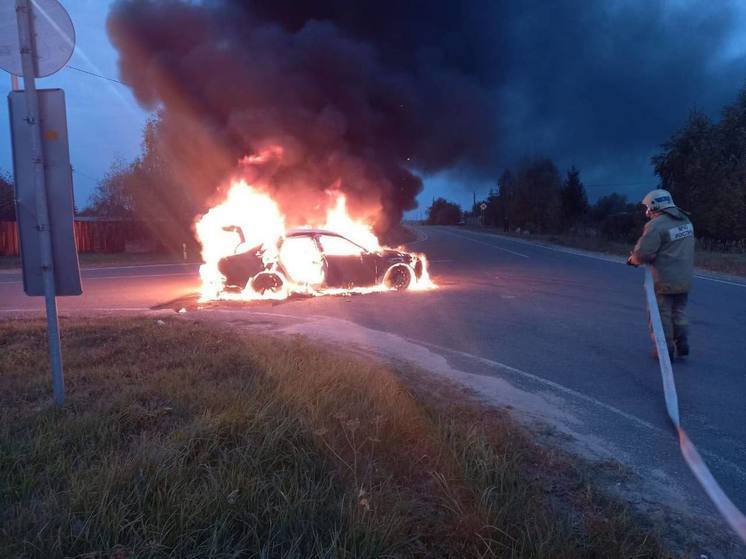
2,86,744,249
428,160,647,244
474,161,646,243
429,85,746,246
0,172,15,221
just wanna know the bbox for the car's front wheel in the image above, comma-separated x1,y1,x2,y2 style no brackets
384,264,412,291
251,272,284,294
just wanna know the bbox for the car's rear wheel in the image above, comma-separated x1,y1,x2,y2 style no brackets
384,264,412,291
251,272,284,294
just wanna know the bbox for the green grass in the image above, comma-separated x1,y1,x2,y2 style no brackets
0,318,669,558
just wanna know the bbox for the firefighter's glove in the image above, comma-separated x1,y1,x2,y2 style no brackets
626,256,638,268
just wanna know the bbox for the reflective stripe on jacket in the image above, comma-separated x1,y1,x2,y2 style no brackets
630,208,695,294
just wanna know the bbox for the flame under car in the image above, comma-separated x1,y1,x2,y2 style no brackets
218,228,424,295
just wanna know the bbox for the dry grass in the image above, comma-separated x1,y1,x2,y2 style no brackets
0,318,669,558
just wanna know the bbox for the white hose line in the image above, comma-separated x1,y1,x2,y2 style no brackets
645,267,746,542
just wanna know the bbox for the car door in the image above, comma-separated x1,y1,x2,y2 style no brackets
278,235,324,286
317,234,378,288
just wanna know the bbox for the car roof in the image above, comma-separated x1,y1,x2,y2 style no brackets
284,228,372,252
285,228,343,238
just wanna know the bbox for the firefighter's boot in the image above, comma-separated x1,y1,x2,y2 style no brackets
651,346,675,362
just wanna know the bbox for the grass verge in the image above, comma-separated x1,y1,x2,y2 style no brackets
0,318,670,558
462,226,746,278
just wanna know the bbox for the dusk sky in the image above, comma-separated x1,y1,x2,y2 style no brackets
2,0,746,216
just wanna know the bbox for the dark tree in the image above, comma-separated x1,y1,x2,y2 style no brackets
497,169,516,231
510,158,563,233
590,192,630,222
83,159,135,218
426,198,462,225
559,166,589,230
479,188,500,228
588,192,645,242
653,85,746,241
0,171,15,220
82,116,208,251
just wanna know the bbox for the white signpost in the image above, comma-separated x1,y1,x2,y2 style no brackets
2,0,80,406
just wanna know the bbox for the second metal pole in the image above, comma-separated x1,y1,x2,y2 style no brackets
16,0,65,405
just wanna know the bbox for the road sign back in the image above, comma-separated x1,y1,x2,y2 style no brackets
9,88,81,296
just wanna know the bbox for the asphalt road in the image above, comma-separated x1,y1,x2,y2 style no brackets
2,226,745,545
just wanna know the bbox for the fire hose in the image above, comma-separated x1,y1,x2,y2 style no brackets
644,267,746,543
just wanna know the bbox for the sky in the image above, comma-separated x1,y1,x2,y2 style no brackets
2,0,746,216
1,0,150,208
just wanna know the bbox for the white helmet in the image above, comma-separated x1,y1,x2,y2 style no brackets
642,189,676,212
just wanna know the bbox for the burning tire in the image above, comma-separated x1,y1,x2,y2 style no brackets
384,264,412,291
251,272,284,294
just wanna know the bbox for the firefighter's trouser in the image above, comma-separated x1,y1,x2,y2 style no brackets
649,292,689,350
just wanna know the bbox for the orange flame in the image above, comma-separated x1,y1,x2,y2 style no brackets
195,179,435,301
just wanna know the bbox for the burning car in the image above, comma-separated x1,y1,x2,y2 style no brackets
218,227,424,295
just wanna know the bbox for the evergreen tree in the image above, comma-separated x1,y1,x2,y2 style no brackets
426,198,462,225
559,166,589,230
511,158,563,233
497,169,516,231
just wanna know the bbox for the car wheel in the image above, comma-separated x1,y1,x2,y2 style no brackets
384,264,412,290
251,272,284,294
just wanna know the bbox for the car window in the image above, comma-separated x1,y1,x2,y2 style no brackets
280,236,324,284
319,235,363,256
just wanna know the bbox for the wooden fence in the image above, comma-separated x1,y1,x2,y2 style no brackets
0,220,160,257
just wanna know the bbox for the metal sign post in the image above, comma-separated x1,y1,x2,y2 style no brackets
12,0,71,405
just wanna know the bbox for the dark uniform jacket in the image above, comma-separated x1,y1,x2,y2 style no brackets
630,208,695,294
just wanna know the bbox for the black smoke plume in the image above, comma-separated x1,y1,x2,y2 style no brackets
109,0,746,229
107,0,500,235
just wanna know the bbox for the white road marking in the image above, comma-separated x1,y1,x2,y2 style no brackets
82,263,196,272
0,307,152,314
204,308,656,434
448,229,746,289
694,275,746,288
411,336,661,432
468,231,623,263
401,335,746,479
255,309,745,480
406,228,430,246
0,262,196,276
83,272,197,280
438,229,530,258
0,272,197,284
9,302,745,483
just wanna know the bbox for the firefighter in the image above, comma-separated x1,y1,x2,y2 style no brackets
626,189,695,360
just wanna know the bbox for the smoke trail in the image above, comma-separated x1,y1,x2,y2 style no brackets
107,0,499,234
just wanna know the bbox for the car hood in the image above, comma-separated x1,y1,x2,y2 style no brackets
380,249,416,262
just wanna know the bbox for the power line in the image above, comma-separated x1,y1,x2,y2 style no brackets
66,64,127,86
72,168,100,185
583,186,655,192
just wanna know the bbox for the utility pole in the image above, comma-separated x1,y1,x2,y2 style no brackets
16,0,65,405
